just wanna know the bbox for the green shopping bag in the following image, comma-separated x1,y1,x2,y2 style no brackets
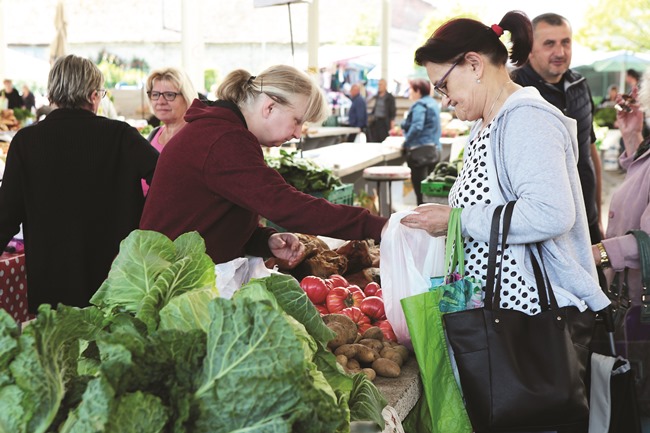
401,208,473,433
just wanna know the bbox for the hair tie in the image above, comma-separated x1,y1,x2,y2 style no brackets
491,24,504,37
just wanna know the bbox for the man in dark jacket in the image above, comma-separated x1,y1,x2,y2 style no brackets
368,78,396,143
512,13,603,244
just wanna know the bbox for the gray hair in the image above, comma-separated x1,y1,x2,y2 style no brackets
146,66,197,108
532,13,570,30
216,64,329,123
48,54,104,109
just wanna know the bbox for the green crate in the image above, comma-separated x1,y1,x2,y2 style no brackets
312,183,354,205
421,181,452,197
265,183,355,231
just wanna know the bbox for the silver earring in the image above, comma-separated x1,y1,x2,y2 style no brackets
476,78,481,84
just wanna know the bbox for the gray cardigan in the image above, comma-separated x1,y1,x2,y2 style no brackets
460,87,610,312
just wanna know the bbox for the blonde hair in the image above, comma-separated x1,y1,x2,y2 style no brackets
146,67,197,108
217,65,329,123
48,55,104,109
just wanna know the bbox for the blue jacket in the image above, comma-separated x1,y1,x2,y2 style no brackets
401,95,441,150
348,94,368,128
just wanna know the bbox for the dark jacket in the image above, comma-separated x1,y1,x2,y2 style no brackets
0,108,159,312
512,64,599,229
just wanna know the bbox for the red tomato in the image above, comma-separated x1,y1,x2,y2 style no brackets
347,285,366,307
326,287,353,313
300,276,330,305
340,307,371,330
360,296,386,321
375,320,398,343
364,282,381,297
328,274,349,288
375,288,383,299
357,322,373,334
315,304,330,315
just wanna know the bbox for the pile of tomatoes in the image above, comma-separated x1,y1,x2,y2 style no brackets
300,274,397,342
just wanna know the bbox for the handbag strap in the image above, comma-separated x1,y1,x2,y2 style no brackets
444,208,465,280
485,201,554,312
627,230,650,320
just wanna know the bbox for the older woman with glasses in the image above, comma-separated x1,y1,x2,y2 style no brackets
401,12,609,316
0,54,159,313
142,67,196,194
140,65,387,265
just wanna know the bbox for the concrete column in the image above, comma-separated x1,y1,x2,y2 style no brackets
181,0,205,94
307,0,319,76
380,0,391,82
0,0,7,80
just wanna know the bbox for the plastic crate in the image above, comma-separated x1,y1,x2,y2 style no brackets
421,181,452,197
312,183,354,205
265,183,355,231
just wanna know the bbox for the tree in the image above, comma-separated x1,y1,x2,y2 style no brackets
417,7,481,48
575,0,650,51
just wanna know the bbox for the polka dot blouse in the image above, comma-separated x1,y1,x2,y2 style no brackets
449,122,541,315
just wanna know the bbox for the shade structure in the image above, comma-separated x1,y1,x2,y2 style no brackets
253,0,312,62
49,0,67,65
592,52,650,73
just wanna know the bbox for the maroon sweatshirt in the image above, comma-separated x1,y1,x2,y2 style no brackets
140,99,386,264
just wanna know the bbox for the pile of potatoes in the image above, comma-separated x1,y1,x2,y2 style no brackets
323,314,409,381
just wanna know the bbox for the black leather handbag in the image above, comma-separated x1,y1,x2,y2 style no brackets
443,201,596,432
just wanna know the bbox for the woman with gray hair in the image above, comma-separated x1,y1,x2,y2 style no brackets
140,64,387,265
0,54,159,313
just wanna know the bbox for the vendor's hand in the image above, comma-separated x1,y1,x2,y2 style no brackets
268,233,305,267
400,204,452,237
615,87,643,135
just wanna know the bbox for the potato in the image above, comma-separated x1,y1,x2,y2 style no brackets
347,359,361,371
361,368,377,381
359,338,384,353
354,333,363,343
362,326,384,341
392,344,410,362
380,347,403,366
336,354,348,367
323,314,358,348
372,358,401,378
353,344,380,364
334,344,358,359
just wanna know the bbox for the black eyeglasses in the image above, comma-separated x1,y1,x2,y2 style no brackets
148,91,181,101
433,61,460,99
97,89,107,98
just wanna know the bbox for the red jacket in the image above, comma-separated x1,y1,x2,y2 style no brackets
140,99,386,264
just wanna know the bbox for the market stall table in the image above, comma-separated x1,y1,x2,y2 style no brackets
0,251,29,322
300,126,361,150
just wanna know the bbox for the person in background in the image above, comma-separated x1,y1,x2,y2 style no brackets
592,68,650,419
21,84,36,111
401,78,441,205
140,65,387,265
626,68,641,93
97,90,119,119
598,84,619,108
400,12,609,318
346,83,368,138
368,78,396,143
0,54,159,313
142,67,196,194
1,79,23,109
512,13,603,245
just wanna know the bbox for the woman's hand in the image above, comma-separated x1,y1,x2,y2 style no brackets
268,233,305,267
400,204,452,237
615,87,643,137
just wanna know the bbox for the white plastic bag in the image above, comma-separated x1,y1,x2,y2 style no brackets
380,210,446,347
215,256,274,299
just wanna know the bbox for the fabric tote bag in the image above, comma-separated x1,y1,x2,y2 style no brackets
401,208,473,433
443,201,596,433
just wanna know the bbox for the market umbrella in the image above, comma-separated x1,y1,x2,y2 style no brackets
592,52,650,91
253,0,312,62
49,0,67,65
